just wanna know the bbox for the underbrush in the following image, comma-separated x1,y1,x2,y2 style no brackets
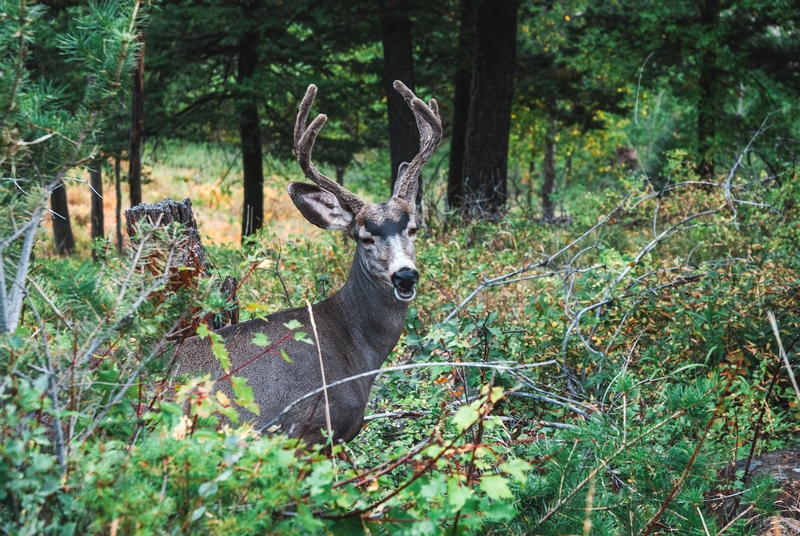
2,163,799,534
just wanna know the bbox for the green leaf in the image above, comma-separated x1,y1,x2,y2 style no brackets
499,458,532,482
306,463,334,496
251,333,270,347
280,349,292,363
294,331,315,345
446,476,474,511
211,336,230,371
296,502,324,532
231,377,260,415
482,500,517,521
196,323,210,338
160,402,184,415
217,468,234,482
30,453,54,473
198,481,217,498
190,505,206,522
283,319,303,330
420,474,446,502
479,475,514,500
452,404,480,432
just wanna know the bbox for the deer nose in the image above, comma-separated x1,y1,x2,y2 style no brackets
391,268,418,301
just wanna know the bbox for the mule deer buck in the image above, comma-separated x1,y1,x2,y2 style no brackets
175,81,441,444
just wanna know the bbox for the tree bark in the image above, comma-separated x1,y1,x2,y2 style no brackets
50,182,75,256
446,0,477,211
463,0,517,218
129,30,145,208
125,198,239,336
378,0,420,202
541,97,557,222
90,158,104,262
697,0,720,179
237,27,264,239
115,154,123,254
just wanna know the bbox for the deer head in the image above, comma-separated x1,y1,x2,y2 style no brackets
289,81,442,302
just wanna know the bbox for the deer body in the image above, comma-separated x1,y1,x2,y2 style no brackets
175,82,441,444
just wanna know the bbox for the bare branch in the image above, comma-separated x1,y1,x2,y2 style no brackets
260,360,558,433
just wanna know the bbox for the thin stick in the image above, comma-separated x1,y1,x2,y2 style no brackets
767,311,800,405
260,360,557,432
697,505,711,536
715,504,753,535
307,300,333,442
640,372,738,535
539,411,683,524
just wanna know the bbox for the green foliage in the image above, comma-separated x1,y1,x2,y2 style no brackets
1,0,142,182
3,0,800,533
3,153,799,533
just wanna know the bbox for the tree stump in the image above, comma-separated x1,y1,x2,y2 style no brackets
711,447,800,535
125,197,239,338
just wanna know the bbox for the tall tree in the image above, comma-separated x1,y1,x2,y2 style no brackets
115,154,123,254
90,158,104,262
696,0,720,178
237,6,265,238
515,3,626,221
541,97,558,222
129,28,145,207
446,0,476,210
147,1,386,239
50,185,75,256
462,0,517,217
377,0,419,200
581,0,800,176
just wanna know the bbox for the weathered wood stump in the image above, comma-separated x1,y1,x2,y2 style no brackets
711,447,800,535
125,197,239,337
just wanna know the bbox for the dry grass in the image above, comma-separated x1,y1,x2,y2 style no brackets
44,153,323,258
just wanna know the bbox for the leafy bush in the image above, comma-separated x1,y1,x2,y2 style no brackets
2,2,798,532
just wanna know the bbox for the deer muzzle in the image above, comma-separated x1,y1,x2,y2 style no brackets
391,268,419,302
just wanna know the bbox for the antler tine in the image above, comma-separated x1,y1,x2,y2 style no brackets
294,84,364,213
391,80,443,202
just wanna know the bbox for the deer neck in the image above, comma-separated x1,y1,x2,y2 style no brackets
321,247,409,372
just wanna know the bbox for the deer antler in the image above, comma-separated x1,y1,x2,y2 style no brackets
294,84,364,214
391,80,443,202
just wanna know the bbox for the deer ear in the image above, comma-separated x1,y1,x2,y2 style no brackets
288,182,355,232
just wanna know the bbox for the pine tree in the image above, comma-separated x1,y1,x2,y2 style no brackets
462,0,518,217
579,0,800,175
0,0,145,331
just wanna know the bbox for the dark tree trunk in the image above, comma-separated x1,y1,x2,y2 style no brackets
237,28,264,239
378,0,419,202
115,154,123,254
50,182,75,256
463,0,517,218
335,165,345,186
541,97,557,221
697,0,720,179
446,0,477,211
90,158,104,262
129,31,145,207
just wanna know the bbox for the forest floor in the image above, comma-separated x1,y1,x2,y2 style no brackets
44,143,325,256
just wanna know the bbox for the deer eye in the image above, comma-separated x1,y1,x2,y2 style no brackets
361,236,375,245
408,228,417,236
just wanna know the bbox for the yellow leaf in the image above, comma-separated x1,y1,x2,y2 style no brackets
171,414,191,440
725,349,744,364
216,391,231,407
